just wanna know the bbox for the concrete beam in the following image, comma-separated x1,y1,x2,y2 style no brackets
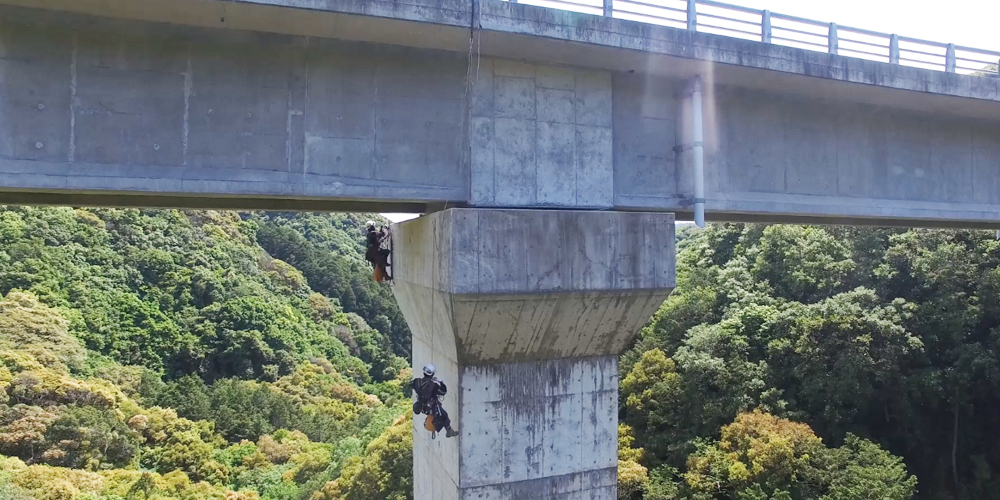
3,0,998,119
3,5,1000,227
390,208,675,500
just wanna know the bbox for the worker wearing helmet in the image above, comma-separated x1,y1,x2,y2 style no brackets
410,364,458,438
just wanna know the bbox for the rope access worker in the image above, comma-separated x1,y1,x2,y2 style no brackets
364,221,391,281
410,364,459,438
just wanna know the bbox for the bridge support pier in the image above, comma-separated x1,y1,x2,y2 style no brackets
391,208,675,500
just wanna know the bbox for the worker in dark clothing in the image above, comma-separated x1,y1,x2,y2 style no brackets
364,221,391,281
364,220,380,256
410,364,459,438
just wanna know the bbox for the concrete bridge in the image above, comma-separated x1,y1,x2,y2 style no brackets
3,0,1000,226
2,0,1000,498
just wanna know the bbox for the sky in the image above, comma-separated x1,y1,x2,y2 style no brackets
383,213,419,223
383,0,999,224
722,0,1000,53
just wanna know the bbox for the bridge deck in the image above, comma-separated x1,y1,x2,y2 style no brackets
1,0,999,227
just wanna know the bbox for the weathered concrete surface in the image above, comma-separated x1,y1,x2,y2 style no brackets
457,356,620,499
471,59,614,209
3,4,1000,226
391,208,674,296
6,0,999,109
0,7,467,209
391,208,674,500
615,73,1000,226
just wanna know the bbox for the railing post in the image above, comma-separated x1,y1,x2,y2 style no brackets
687,0,697,31
761,10,771,43
946,43,956,72
828,22,838,55
603,0,613,17
889,34,899,64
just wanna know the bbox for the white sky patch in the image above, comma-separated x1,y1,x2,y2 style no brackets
382,213,420,223
724,0,1000,53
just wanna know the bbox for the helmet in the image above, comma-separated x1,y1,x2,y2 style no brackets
365,220,376,230
422,364,436,377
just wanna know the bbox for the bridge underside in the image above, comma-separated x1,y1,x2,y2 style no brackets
2,1,1000,228
0,191,431,215
5,191,997,230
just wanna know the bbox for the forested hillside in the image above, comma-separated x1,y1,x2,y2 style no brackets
1,207,999,500
0,207,411,500
620,224,1000,500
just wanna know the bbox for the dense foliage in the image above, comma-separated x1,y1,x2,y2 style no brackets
620,224,1000,499
0,206,409,500
2,206,998,500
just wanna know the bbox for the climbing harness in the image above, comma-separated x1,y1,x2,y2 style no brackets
426,402,447,439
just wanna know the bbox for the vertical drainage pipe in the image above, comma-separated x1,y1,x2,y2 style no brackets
691,76,705,228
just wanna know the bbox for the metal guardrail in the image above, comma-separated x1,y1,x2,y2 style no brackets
506,0,1000,77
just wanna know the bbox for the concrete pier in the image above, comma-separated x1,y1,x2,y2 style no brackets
391,208,675,500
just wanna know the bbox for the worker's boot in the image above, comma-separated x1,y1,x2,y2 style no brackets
445,426,459,438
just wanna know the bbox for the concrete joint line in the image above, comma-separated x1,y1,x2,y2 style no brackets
673,141,703,152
